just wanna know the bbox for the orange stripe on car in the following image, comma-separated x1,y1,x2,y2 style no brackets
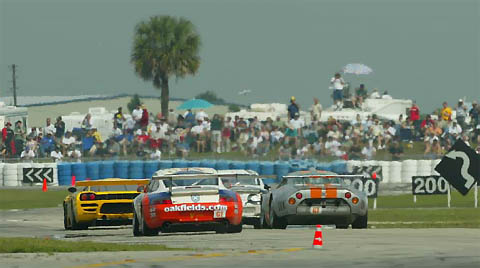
325,187,337,198
310,188,322,198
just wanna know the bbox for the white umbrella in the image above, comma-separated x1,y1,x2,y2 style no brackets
342,63,373,75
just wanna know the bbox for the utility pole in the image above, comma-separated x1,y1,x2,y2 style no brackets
10,64,17,106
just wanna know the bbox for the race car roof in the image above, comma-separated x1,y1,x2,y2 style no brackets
216,169,259,176
75,178,150,187
284,170,365,179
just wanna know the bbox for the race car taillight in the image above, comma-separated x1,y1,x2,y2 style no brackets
344,192,352,199
80,193,96,201
288,198,296,205
220,196,234,202
295,192,303,199
352,197,359,204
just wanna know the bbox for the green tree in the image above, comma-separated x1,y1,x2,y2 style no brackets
127,94,142,113
131,16,201,117
228,104,240,112
195,90,225,105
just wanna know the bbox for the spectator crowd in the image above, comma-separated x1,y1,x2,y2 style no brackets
1,85,480,163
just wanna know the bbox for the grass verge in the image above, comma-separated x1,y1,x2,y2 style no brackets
368,190,477,209
0,189,67,210
0,237,183,253
369,208,480,228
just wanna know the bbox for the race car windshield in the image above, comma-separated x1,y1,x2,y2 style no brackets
287,177,344,186
163,178,218,187
221,177,258,188
89,185,139,192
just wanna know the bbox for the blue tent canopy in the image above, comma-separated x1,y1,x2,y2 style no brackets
177,99,213,110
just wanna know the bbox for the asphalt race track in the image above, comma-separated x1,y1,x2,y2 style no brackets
1,207,479,268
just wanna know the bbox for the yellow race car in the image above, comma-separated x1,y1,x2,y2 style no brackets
63,178,149,230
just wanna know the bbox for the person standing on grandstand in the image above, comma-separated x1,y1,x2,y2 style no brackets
54,116,65,140
441,101,452,121
310,98,322,122
469,101,479,127
114,107,125,129
140,104,149,128
330,73,345,110
210,114,223,153
45,118,56,136
287,96,300,120
2,122,15,157
132,104,143,128
409,103,420,136
455,99,467,129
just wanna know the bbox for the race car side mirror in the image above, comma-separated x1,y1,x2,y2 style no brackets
137,186,145,193
68,187,77,193
264,185,271,190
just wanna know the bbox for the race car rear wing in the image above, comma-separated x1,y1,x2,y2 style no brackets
282,175,366,179
75,179,150,187
152,173,277,180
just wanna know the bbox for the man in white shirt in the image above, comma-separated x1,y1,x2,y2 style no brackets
21,147,35,160
448,121,462,138
195,109,208,121
132,105,143,125
290,114,305,136
44,118,56,136
191,121,205,135
324,136,341,156
67,146,82,159
51,147,63,162
270,127,285,144
125,117,136,134
330,73,345,110
150,148,162,160
62,132,76,146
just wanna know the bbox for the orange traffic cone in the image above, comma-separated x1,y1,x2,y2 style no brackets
312,225,323,249
71,175,76,186
42,178,48,192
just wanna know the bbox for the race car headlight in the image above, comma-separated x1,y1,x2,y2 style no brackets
247,194,261,203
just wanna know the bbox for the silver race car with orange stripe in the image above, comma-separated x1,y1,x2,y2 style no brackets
260,170,368,229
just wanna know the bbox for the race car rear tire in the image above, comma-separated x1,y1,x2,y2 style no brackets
269,207,287,229
71,210,88,230
133,211,142,236
140,208,158,236
227,223,243,233
336,224,349,229
63,204,71,230
352,213,368,229
259,211,270,229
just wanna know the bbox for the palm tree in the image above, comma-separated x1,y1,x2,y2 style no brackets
131,16,201,117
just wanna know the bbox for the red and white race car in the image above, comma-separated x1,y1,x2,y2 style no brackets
132,168,243,236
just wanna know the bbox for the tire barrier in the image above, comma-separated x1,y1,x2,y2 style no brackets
230,161,246,170
129,161,144,179
215,160,230,170
0,159,447,188
274,161,290,181
58,163,72,186
72,163,87,181
114,161,129,179
99,161,114,179
159,160,173,170
172,159,188,168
